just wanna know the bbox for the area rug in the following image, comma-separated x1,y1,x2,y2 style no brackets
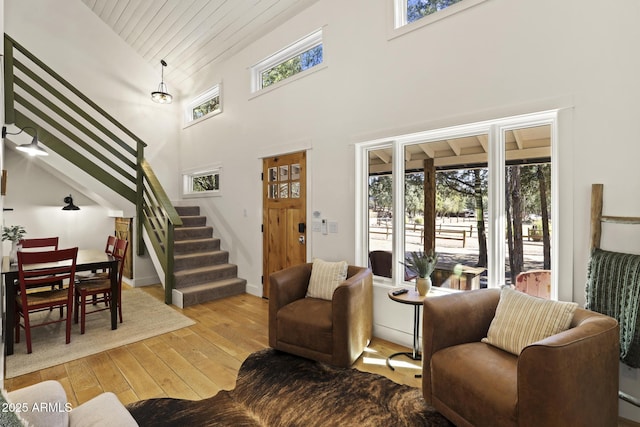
6,288,195,378
127,348,453,426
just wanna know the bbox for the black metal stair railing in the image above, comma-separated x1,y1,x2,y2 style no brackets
3,34,181,304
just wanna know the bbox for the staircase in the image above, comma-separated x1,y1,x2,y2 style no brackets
171,206,246,307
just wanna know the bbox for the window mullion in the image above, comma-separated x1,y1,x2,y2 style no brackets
487,124,505,288
355,145,370,268
392,140,405,284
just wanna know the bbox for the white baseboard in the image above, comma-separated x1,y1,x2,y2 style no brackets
373,323,415,349
245,282,262,298
172,289,184,309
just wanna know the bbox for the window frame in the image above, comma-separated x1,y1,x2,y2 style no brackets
355,110,560,297
250,28,325,94
184,84,222,127
181,164,222,199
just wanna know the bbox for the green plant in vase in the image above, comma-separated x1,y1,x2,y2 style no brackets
2,225,26,264
401,249,438,296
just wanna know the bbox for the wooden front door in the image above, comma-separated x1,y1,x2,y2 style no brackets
262,151,307,298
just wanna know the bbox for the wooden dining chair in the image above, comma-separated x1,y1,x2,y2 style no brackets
18,237,59,251
19,237,63,314
104,235,117,255
15,247,78,354
77,235,118,283
74,239,128,334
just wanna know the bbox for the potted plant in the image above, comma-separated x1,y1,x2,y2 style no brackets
2,225,26,264
402,249,438,296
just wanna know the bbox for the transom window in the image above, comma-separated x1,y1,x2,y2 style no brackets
182,165,222,198
392,0,487,31
185,84,221,125
356,111,559,298
251,29,324,93
407,0,465,23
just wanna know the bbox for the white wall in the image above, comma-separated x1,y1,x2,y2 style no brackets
178,0,640,420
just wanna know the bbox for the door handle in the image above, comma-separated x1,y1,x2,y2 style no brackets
298,223,306,233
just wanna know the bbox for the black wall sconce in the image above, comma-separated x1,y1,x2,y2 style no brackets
62,194,79,211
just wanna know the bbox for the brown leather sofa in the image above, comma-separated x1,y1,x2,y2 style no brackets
422,288,619,427
269,263,373,367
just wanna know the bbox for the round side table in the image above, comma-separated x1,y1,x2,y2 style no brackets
386,288,428,377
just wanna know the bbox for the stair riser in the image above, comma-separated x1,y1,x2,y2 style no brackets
179,216,207,227
174,227,213,241
174,252,229,272
178,280,246,307
174,239,220,254
174,265,238,288
175,206,200,216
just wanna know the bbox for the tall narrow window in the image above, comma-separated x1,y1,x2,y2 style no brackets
503,125,552,289
368,145,394,280
251,29,324,93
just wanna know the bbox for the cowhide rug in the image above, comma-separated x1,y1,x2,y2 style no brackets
126,348,453,426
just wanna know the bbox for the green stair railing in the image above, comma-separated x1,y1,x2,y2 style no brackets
3,34,181,304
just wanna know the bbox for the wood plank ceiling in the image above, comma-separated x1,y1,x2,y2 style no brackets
81,0,320,89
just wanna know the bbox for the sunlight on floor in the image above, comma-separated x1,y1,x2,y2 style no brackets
362,346,421,372
363,356,421,371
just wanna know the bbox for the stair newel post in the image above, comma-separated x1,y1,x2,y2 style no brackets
165,220,175,305
4,35,15,124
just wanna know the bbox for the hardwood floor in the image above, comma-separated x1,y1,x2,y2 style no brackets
4,284,421,408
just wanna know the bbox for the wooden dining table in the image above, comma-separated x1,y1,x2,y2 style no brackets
2,249,119,355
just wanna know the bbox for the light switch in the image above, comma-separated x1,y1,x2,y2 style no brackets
328,221,338,233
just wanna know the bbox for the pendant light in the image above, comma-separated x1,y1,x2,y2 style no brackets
2,126,48,156
151,59,173,104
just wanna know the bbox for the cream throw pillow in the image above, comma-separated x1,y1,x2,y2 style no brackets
482,286,578,355
306,259,348,300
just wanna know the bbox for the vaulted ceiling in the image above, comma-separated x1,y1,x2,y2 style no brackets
81,0,320,88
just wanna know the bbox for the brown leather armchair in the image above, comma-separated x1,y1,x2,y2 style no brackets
422,288,619,427
269,263,373,368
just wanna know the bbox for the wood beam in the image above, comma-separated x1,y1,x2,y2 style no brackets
446,139,462,156
513,129,525,150
424,158,436,253
373,149,391,164
418,143,435,159
590,183,603,251
476,134,488,152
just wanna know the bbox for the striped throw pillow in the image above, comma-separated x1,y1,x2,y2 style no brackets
306,259,348,300
482,286,578,355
